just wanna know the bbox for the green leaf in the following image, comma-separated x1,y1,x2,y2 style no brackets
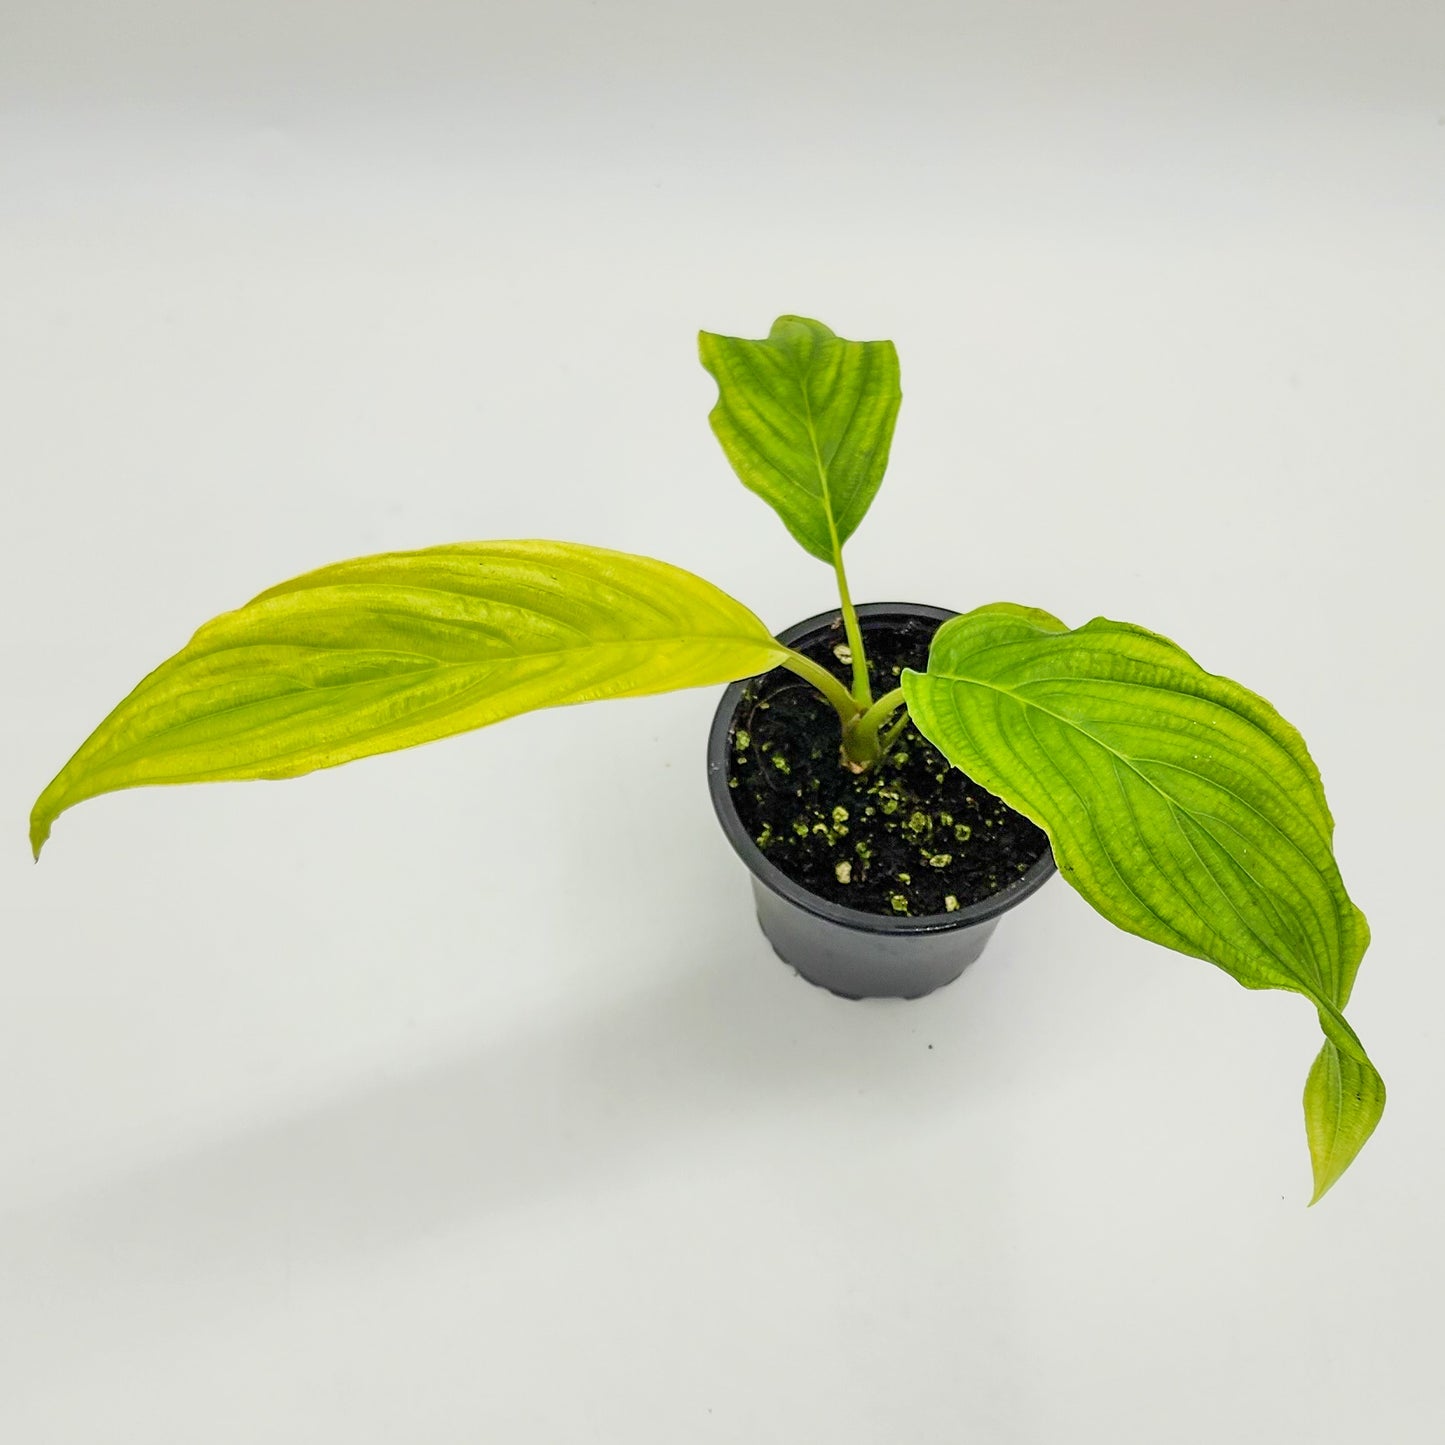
901,603,1381,1200
698,316,900,563
1304,1036,1385,1205
31,541,786,858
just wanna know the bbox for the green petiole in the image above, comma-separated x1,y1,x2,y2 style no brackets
777,644,909,772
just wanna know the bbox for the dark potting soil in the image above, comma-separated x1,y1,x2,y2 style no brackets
724,612,1050,918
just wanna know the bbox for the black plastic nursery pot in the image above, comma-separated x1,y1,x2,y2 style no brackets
708,603,1057,1001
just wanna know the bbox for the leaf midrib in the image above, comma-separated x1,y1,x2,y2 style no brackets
789,350,846,563
930,668,1329,869
105,629,779,737
933,667,1345,999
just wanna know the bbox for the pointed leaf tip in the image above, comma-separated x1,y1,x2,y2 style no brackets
28,541,787,853
903,602,1382,1199
1305,1039,1386,1204
29,802,52,861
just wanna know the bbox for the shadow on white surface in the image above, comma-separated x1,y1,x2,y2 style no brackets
3,908,1045,1372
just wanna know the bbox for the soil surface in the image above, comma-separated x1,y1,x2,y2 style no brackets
724,612,1050,918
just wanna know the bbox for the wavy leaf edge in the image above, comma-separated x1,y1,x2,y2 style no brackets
31,539,787,859
698,315,901,563
900,601,1381,1201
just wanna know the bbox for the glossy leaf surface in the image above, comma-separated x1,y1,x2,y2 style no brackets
698,316,900,563
901,603,1382,1200
32,541,786,857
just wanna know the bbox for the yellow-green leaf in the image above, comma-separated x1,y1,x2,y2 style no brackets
1304,1035,1386,1205
31,541,786,858
698,316,900,564
901,602,1382,1200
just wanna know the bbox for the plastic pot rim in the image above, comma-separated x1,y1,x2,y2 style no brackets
706,601,1057,936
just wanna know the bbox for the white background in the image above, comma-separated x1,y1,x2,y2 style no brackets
3,3,1443,1440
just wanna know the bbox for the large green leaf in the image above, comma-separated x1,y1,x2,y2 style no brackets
31,541,786,858
901,603,1382,1201
698,316,900,563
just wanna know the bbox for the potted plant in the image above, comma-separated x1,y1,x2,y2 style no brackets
29,316,1382,1203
